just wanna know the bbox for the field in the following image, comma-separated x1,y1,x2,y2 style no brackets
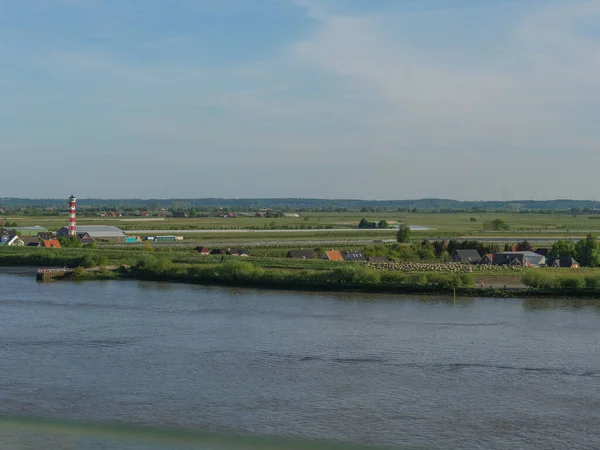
4,212,600,246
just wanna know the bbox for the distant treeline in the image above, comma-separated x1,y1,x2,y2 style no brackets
3,197,600,212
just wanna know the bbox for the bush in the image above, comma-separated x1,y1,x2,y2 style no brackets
584,275,600,290
522,271,555,289
556,276,585,290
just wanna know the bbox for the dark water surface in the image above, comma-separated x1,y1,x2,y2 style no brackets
1,274,599,449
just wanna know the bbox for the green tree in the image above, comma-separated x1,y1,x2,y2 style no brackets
575,234,600,267
377,220,389,228
58,237,82,248
358,218,376,229
396,223,411,243
485,219,510,231
516,240,533,251
550,240,576,257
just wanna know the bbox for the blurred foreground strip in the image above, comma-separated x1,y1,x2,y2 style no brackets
0,415,394,450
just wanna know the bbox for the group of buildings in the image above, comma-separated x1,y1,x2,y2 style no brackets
0,225,131,247
451,249,580,268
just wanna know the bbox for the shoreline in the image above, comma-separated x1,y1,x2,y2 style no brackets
42,268,600,300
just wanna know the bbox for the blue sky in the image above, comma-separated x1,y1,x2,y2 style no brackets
1,0,599,200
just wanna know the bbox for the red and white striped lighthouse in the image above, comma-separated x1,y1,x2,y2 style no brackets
68,194,77,236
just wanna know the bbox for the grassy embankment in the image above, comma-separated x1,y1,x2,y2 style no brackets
4,246,600,298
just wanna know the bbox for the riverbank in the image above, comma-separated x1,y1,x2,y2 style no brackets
36,261,599,299
4,248,600,299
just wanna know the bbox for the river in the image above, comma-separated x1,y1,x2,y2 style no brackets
0,273,599,449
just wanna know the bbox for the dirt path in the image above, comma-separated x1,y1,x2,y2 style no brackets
475,275,526,289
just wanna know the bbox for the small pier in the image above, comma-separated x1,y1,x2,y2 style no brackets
36,268,73,282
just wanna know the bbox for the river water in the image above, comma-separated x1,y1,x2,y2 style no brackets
0,273,599,449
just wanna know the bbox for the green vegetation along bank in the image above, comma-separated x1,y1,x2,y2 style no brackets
3,246,600,299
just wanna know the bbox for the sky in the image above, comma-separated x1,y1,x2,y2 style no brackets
1,0,600,200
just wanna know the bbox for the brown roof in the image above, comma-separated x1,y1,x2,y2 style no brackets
194,246,211,254
43,239,61,248
288,249,316,259
21,237,41,247
323,250,344,261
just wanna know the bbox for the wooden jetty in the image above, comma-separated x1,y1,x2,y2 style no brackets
36,268,73,282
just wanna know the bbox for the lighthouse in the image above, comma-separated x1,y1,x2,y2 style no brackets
68,194,77,236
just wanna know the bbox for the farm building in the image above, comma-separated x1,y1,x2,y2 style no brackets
492,252,546,267
194,246,211,255
210,249,228,255
37,232,55,240
343,251,366,261
288,249,316,259
547,257,580,268
56,225,127,243
322,250,344,261
451,250,481,264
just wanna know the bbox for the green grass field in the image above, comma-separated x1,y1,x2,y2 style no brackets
4,212,599,243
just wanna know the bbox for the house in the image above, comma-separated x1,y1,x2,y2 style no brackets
492,252,546,267
547,256,580,268
478,254,494,265
77,232,94,245
194,246,211,255
255,212,267,217
21,237,41,247
37,232,55,240
0,235,24,246
368,256,390,263
343,251,366,261
322,250,344,261
533,248,550,257
451,249,482,264
287,249,316,259
210,248,228,255
43,239,61,248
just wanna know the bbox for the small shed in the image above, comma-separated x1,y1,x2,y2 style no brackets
194,246,211,255
287,249,316,259
322,250,344,261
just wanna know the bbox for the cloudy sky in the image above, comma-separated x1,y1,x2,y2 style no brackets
1,0,599,200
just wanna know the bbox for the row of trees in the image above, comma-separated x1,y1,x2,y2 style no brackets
358,218,389,229
550,234,600,267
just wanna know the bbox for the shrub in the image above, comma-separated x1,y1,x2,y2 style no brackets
556,276,585,290
584,275,600,290
522,271,555,289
